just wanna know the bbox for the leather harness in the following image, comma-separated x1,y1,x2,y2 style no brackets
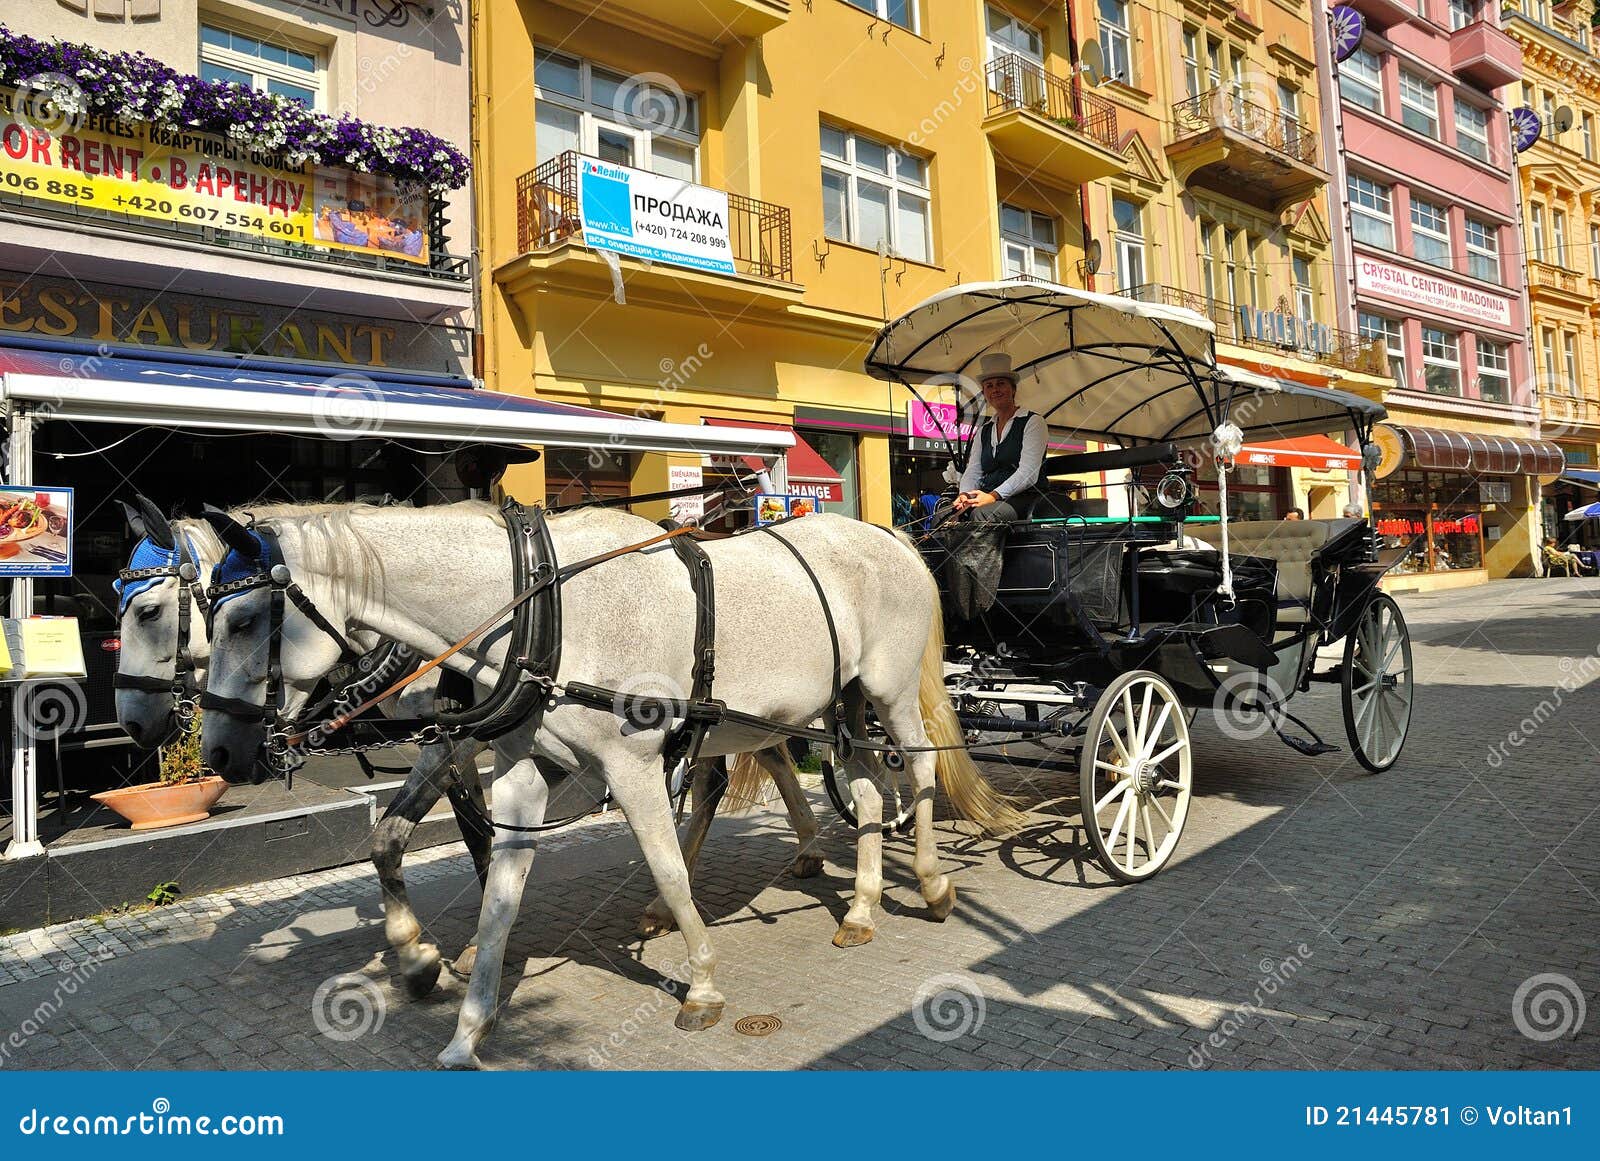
113,534,211,711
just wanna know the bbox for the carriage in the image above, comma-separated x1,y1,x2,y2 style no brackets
821,281,1416,882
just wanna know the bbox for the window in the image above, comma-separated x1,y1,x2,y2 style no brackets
535,49,700,180
1585,112,1595,159
1223,226,1242,303
1554,209,1569,267
1000,203,1057,281
200,23,322,108
1348,174,1393,248
1399,70,1439,137
1589,223,1599,274
798,429,861,518
1564,332,1579,388
1099,0,1133,83
1278,81,1299,125
1530,204,1546,261
1476,340,1510,403
1360,312,1406,390
1410,198,1451,268
845,0,915,32
1421,327,1461,395
987,5,1042,63
1464,218,1499,281
1199,219,1217,301
1112,196,1146,291
1541,328,1557,387
1182,27,1202,100
1340,47,1383,113
1448,0,1481,29
1293,255,1314,319
1454,100,1489,161
820,123,931,263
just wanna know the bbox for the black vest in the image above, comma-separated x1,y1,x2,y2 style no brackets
977,411,1035,492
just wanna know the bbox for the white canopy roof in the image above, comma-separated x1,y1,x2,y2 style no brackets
0,344,792,459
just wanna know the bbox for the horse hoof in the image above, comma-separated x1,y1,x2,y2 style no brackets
927,881,957,923
789,854,824,879
436,1043,483,1071
637,909,677,939
401,944,443,998
675,1000,725,1032
832,921,875,948
451,944,478,977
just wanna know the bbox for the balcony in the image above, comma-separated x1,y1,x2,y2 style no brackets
1542,392,1600,434
501,151,799,312
983,54,1125,186
1450,21,1521,91
1167,88,1327,214
551,0,789,45
1118,284,1390,378
1527,260,1587,305
1341,0,1420,31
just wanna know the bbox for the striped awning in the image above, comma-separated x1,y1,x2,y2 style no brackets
1380,424,1564,477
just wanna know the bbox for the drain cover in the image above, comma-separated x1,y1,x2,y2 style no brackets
734,1014,782,1037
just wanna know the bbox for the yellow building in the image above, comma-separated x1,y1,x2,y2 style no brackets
1505,1,1600,539
472,0,1387,524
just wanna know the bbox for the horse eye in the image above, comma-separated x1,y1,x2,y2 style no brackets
136,604,162,624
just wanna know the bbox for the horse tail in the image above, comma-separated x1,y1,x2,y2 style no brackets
896,531,1030,837
718,750,777,814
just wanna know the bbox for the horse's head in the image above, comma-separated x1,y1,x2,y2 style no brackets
113,495,208,749
199,509,352,784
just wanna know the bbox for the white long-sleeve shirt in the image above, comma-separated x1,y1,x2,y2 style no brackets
959,411,1048,500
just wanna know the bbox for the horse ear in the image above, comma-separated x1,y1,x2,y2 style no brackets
201,505,259,558
134,494,175,549
119,500,147,541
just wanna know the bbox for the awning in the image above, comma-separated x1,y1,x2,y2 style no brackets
1376,423,1564,477
703,417,845,502
1235,434,1360,471
0,342,794,459
1560,469,1600,491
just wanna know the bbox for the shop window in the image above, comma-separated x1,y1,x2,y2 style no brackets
1476,340,1510,402
797,429,860,519
1348,174,1393,248
1099,0,1133,83
1000,203,1057,281
1421,327,1460,395
1410,197,1451,269
544,447,633,506
1372,470,1486,574
534,48,700,180
821,123,931,264
1359,312,1406,390
200,22,323,109
1112,196,1146,291
1454,100,1490,161
1340,47,1383,113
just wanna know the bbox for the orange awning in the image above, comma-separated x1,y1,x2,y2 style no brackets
703,418,845,502
1235,434,1361,471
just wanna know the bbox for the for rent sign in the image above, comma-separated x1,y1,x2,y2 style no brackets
577,159,735,275
1355,254,1513,329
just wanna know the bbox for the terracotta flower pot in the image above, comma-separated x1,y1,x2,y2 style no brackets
91,776,229,831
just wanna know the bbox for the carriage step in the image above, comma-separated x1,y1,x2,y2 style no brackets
1277,732,1339,757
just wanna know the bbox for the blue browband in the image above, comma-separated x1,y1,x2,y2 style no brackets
114,537,181,612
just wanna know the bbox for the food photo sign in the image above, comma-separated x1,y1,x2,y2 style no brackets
0,487,73,577
753,493,820,525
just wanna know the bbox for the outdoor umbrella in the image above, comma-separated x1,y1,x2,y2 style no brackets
1563,501,1600,520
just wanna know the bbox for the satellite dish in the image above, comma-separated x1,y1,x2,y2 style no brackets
1554,105,1575,134
1084,238,1103,275
1078,39,1105,86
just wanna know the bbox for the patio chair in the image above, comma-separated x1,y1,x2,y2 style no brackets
1543,544,1585,577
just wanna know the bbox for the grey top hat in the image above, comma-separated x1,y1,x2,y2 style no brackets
976,352,1019,385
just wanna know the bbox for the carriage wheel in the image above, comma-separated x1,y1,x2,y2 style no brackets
821,753,916,835
1078,670,1193,883
1341,592,1413,773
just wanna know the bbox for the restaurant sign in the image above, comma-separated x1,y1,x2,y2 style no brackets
1355,254,1512,329
0,89,429,265
1236,305,1337,357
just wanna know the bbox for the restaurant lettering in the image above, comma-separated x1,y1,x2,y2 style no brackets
1377,515,1480,537
1355,255,1512,329
1236,306,1336,356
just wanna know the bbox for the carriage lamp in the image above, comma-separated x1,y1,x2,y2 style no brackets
1155,467,1195,519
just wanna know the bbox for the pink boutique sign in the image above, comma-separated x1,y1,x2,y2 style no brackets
907,400,974,444
1355,255,1513,329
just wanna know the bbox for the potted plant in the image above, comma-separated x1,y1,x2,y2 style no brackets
92,714,228,831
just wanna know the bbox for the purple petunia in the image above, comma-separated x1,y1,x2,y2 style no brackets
0,24,470,190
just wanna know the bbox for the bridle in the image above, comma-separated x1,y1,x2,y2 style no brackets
113,533,212,724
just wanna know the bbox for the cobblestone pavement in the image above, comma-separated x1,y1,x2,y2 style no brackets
1,579,1596,1070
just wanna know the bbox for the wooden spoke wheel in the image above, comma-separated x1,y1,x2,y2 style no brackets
821,751,916,835
1078,670,1193,883
1341,592,1413,773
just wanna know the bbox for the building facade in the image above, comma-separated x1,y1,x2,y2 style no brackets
1504,0,1600,545
1320,0,1555,588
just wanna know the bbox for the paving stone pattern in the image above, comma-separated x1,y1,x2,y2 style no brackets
0,580,1596,1070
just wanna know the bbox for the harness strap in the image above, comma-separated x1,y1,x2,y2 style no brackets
663,528,716,772
755,524,851,758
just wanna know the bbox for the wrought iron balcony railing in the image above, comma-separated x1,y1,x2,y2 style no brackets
1171,87,1319,167
985,53,1119,153
1116,284,1387,377
515,151,793,282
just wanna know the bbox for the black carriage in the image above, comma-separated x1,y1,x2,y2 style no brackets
829,282,1415,882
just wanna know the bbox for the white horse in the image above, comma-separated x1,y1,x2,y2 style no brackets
196,501,1020,1068
112,501,826,999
